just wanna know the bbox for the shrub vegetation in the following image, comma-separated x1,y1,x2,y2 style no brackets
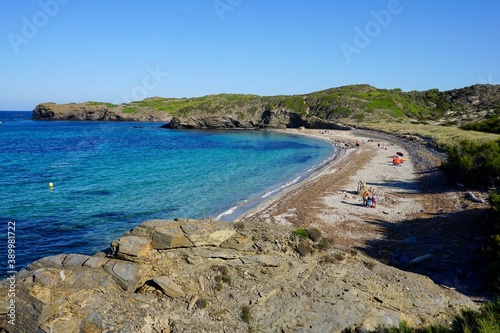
341,299,500,332
462,116,500,134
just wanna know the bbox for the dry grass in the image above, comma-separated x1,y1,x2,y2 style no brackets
357,122,500,148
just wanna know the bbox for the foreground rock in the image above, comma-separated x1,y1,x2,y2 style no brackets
0,219,476,333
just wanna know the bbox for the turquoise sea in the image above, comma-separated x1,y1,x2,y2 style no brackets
0,111,337,271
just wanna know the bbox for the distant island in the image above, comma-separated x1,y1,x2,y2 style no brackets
32,84,500,130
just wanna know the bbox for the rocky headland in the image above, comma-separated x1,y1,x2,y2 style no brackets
32,84,500,130
32,102,172,122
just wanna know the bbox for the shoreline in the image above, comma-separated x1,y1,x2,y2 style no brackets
233,127,395,224
236,127,493,301
1,127,495,331
230,129,350,222
218,136,345,222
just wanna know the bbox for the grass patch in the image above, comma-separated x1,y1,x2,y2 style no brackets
314,237,334,251
122,107,138,114
342,299,500,332
195,298,208,309
319,253,344,264
213,265,231,290
233,221,245,230
296,241,312,257
241,305,252,324
293,228,309,239
87,101,117,108
360,122,500,148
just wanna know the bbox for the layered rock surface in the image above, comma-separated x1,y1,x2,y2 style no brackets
0,219,476,333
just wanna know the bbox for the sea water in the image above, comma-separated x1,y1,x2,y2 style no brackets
0,111,337,270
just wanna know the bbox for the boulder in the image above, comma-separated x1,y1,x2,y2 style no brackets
114,235,152,261
153,276,185,298
83,256,110,268
181,220,236,247
33,268,62,287
152,225,194,249
104,260,149,291
220,235,255,252
63,253,92,267
130,219,237,249
130,220,194,249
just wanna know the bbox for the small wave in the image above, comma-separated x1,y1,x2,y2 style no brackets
216,206,239,220
261,176,302,199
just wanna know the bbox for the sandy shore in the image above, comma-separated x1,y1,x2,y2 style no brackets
237,128,494,300
237,128,423,246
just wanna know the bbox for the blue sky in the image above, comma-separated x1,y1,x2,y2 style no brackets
1,0,499,110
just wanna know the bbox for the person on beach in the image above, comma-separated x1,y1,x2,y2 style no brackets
362,190,370,207
371,194,377,208
393,155,403,166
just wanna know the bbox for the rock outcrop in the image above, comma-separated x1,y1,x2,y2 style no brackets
31,84,500,129
0,219,476,333
165,111,350,130
32,102,172,122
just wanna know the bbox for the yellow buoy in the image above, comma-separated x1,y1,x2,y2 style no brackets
49,182,54,189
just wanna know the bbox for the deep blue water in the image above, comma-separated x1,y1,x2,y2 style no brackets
0,111,337,271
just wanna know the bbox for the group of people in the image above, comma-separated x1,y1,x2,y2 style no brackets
357,180,378,208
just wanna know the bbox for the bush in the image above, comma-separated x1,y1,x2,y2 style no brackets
319,253,344,264
314,237,334,251
462,116,500,134
213,266,231,290
241,305,252,323
484,189,500,290
442,140,500,290
296,242,311,257
452,299,500,333
293,228,309,239
195,298,208,309
233,221,245,230
307,228,322,241
341,299,500,332
293,227,324,242
441,139,500,188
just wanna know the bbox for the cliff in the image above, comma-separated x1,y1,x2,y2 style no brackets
0,219,476,333
32,101,172,122
32,84,500,129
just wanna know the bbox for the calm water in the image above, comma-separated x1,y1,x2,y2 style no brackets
0,111,337,270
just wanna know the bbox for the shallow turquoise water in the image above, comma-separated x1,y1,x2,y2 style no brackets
0,112,337,270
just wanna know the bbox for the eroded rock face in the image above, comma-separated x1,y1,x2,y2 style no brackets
32,102,173,122
0,219,477,333
166,111,352,130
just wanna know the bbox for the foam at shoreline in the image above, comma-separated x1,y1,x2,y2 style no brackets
216,136,343,221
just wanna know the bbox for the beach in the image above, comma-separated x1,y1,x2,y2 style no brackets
3,128,494,332
238,128,492,299
238,128,425,246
